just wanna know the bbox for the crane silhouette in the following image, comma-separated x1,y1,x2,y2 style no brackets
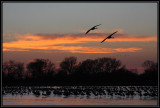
101,31,118,43
85,24,101,35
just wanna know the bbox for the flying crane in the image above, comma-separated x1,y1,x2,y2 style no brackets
85,24,101,35
101,31,118,43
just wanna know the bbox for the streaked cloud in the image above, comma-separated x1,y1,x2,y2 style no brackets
3,48,29,51
34,33,157,42
3,32,156,53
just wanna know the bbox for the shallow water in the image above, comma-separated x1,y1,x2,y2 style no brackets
3,95,158,106
2,86,158,106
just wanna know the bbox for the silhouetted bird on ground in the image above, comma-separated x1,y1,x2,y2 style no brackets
85,24,101,35
42,90,51,96
101,31,118,43
33,90,40,96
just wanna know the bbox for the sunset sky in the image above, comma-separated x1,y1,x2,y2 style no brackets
3,2,158,74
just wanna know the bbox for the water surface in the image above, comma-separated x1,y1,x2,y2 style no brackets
2,86,158,106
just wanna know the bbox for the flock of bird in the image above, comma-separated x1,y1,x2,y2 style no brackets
85,24,118,43
2,86,158,99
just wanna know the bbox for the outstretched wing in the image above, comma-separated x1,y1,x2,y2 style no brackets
101,37,108,43
94,24,101,28
85,29,91,34
85,24,101,35
101,31,118,43
109,31,118,37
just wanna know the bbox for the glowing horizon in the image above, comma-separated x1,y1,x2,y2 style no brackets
3,33,156,53
3,2,158,74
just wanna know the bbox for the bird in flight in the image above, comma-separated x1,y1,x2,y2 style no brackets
101,31,118,43
85,24,101,35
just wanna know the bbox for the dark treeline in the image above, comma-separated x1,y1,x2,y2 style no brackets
2,57,158,86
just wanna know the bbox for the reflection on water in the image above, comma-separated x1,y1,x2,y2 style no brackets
2,86,158,106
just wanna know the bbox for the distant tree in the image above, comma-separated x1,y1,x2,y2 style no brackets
42,59,56,77
2,60,24,79
142,60,158,78
140,60,158,85
142,60,158,72
27,59,55,79
76,57,121,75
3,60,15,78
111,66,138,84
71,57,122,84
55,69,68,83
95,57,122,73
15,62,24,79
77,59,95,75
60,56,77,75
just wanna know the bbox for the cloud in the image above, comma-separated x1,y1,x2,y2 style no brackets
68,47,142,54
3,48,29,51
34,33,157,42
3,32,156,53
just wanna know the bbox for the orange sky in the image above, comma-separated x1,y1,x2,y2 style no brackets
3,2,158,75
3,33,156,53
3,31,158,75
